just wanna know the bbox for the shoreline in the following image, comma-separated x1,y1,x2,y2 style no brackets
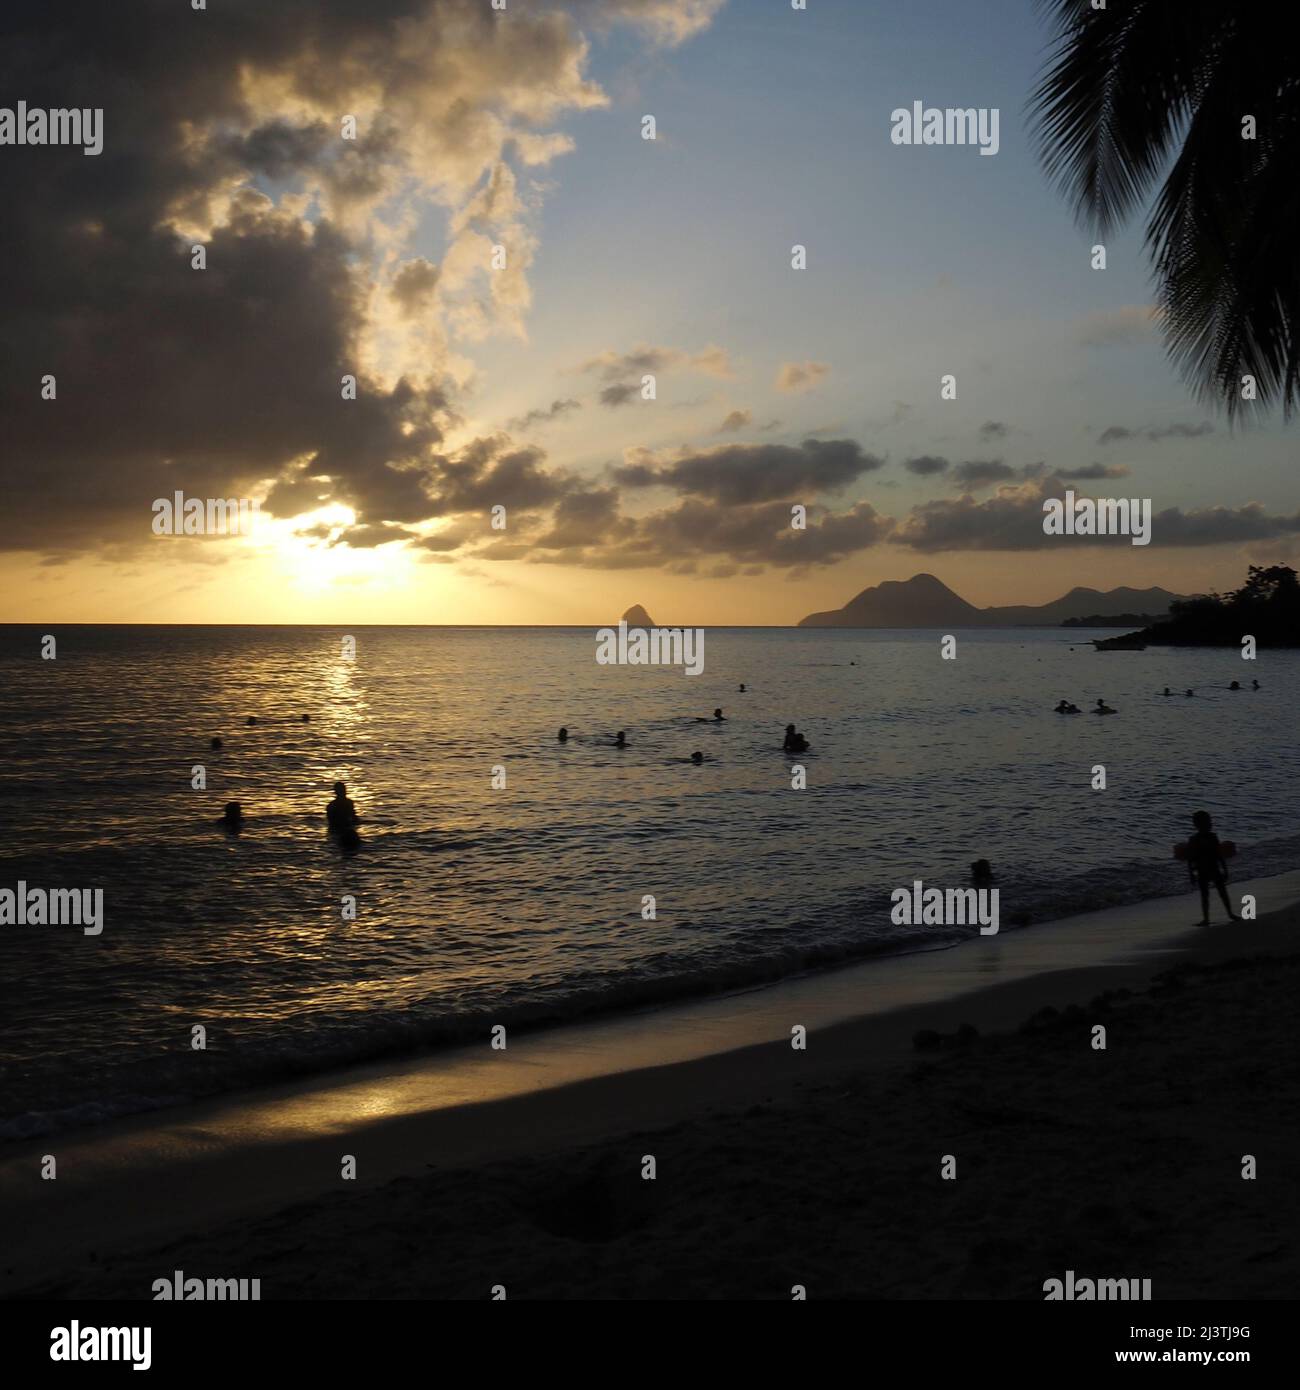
9,847,1299,1144
3,869,1299,1296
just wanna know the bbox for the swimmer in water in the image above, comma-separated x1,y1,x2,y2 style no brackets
1065,703,1081,713
221,801,244,833
970,858,993,886
302,713,311,722
326,781,359,835
691,750,704,765
558,727,568,742
246,715,257,726
1230,680,1241,691
1252,679,1261,690
1185,689,1195,697
1162,687,1172,696
615,730,627,748
210,736,223,749
1094,698,1116,714
738,683,746,692
1054,700,1070,712
783,723,810,753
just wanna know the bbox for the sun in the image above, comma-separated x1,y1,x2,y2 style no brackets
260,506,417,594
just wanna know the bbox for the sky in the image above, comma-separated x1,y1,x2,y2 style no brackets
2,0,1297,625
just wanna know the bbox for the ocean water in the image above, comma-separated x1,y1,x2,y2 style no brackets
2,623,1297,1138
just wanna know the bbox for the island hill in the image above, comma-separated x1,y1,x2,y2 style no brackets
621,605,655,627
1118,564,1300,648
797,573,1187,628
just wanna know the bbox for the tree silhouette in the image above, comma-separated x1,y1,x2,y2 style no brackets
1031,0,1300,419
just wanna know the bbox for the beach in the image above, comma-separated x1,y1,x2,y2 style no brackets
6,880,1297,1301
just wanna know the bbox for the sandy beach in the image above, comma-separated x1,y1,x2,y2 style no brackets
5,876,1297,1301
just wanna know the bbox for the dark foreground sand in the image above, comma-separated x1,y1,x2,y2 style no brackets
15,909,1299,1301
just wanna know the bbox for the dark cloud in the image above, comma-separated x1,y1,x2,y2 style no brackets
330,522,420,548
716,409,752,433
895,477,1300,552
0,0,629,554
977,421,1008,441
904,455,950,476
952,459,1015,488
425,439,570,516
599,383,641,408
1059,463,1131,480
610,439,885,505
1098,421,1215,445
592,498,892,570
389,258,440,317
506,398,581,432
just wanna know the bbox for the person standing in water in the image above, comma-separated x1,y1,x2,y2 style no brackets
327,781,359,834
1186,810,1238,926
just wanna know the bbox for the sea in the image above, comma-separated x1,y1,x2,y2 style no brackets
2,623,1297,1138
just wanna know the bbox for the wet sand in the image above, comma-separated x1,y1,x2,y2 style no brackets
4,873,1298,1299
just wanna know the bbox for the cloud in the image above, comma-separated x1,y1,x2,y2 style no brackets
717,409,752,433
1059,463,1131,480
600,383,641,408
507,398,581,431
774,361,830,393
904,455,950,477
952,460,1015,488
611,438,885,505
977,420,1008,441
389,258,440,318
572,0,727,46
895,476,1300,552
1074,304,1159,347
329,523,420,548
0,0,722,556
578,343,734,383
1098,421,1215,445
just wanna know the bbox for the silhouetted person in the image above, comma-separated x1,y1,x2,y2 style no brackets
971,859,993,886
221,801,244,833
738,683,746,692
691,750,704,765
327,781,359,835
1065,703,1081,713
558,727,568,742
1054,699,1070,712
1094,698,1116,714
1186,810,1238,926
210,736,223,750
783,723,809,753
1229,680,1241,691
302,713,311,722
615,731,626,749
713,708,725,721
246,716,257,726
1162,687,1172,696
1185,689,1195,697
1252,679,1261,690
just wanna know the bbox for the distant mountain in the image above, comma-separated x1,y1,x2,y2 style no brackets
621,604,655,627
797,574,1188,628
799,573,982,628
987,585,1187,626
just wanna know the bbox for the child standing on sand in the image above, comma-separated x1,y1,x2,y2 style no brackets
1186,810,1239,926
